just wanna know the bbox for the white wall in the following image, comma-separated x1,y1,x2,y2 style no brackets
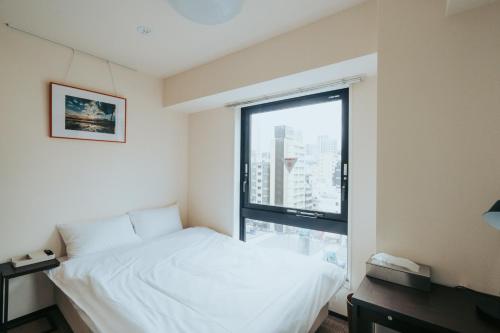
188,107,237,235
187,77,377,315
349,77,378,290
0,24,189,319
377,0,500,294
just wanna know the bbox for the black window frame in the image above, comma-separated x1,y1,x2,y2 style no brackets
239,88,349,241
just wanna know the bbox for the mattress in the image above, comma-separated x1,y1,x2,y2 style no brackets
48,227,345,333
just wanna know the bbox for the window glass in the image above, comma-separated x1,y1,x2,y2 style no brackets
249,100,343,214
245,219,347,272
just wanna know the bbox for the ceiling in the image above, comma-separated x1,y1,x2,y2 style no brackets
0,0,367,77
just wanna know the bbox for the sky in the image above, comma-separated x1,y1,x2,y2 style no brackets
65,95,115,115
251,100,343,154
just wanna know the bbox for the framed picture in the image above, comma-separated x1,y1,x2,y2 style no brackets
50,82,126,143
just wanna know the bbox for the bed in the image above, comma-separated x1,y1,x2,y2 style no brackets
47,227,345,333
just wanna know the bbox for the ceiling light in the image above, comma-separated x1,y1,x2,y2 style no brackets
136,25,152,35
167,0,244,25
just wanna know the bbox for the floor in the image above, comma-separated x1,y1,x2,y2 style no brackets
6,307,349,333
318,315,349,333
6,307,71,333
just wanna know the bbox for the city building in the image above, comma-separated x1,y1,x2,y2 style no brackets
270,125,307,209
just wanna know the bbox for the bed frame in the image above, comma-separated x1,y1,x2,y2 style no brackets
55,287,93,333
55,286,329,333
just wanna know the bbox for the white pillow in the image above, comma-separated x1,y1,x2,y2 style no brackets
128,204,182,240
57,215,141,258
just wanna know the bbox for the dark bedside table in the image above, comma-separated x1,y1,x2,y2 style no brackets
0,259,60,332
352,276,500,333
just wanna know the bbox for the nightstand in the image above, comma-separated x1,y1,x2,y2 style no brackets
0,259,60,332
352,276,500,332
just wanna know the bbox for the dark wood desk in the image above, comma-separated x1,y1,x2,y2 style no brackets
352,276,500,333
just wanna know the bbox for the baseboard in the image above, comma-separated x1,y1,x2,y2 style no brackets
328,309,348,321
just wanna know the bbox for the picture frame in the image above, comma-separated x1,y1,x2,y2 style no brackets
49,82,126,143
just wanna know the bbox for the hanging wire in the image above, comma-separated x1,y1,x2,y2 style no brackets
64,48,76,81
5,23,136,72
107,60,118,95
6,22,122,94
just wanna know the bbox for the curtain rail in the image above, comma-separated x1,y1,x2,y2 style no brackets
225,75,362,108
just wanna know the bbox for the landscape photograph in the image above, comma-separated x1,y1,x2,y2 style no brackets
64,95,116,134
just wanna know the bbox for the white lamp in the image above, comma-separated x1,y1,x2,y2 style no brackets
168,0,244,25
483,201,500,230
476,200,500,321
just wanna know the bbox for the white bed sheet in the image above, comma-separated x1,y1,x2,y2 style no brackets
48,227,345,333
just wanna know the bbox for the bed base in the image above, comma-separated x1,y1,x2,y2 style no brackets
309,303,329,333
55,287,92,333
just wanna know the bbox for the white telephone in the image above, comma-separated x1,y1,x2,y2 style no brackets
11,249,55,268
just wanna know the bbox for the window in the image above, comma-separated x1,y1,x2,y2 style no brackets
240,88,349,271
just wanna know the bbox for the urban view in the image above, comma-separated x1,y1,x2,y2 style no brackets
246,101,347,272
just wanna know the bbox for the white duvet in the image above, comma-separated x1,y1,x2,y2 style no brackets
48,227,345,333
